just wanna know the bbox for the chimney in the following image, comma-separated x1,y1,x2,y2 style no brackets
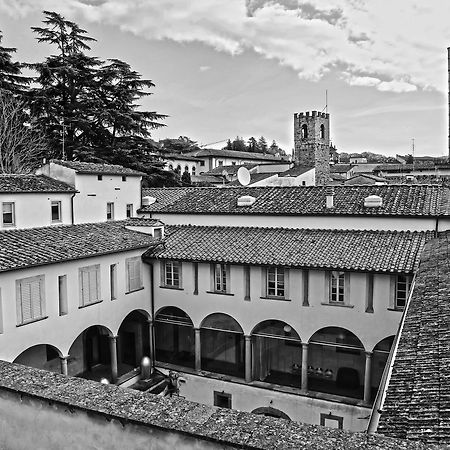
325,186,335,208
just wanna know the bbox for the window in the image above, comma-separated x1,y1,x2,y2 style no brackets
320,124,325,139
16,275,46,325
79,265,101,306
51,201,61,222
192,167,196,176
301,124,308,139
169,164,173,170
110,264,117,300
162,261,181,288
122,175,127,182
2,202,15,226
106,202,114,220
330,271,345,303
214,391,232,409
184,165,189,172
126,257,143,293
97,175,103,181
153,227,163,239
218,160,224,166
266,267,285,298
395,275,411,309
200,161,205,167
213,263,228,293
231,161,236,165
58,275,68,316
126,204,133,218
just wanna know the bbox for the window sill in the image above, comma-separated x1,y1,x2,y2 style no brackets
387,307,404,312
260,296,291,301
125,287,145,295
2,224,15,228
206,290,234,296
159,285,183,290
78,299,103,309
51,220,62,224
321,302,354,308
16,316,48,327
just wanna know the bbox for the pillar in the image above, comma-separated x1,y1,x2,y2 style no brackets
148,320,154,364
364,351,373,404
245,335,252,382
60,355,69,376
301,343,308,391
109,335,118,383
195,328,201,372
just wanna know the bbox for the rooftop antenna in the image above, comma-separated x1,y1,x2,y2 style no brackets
412,138,415,169
321,90,328,114
61,120,66,161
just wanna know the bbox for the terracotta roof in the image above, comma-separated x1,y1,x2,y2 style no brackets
331,164,353,173
144,225,431,273
142,187,198,209
378,232,450,444
280,165,313,177
0,361,440,450
162,153,200,162
138,185,450,216
186,148,288,162
228,173,274,186
51,160,145,176
0,174,76,193
207,164,257,175
0,219,160,272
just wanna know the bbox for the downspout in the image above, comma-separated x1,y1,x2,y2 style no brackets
70,192,76,224
149,261,156,373
367,274,417,435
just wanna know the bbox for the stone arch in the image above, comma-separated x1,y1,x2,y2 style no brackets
251,320,302,388
200,313,244,378
371,335,395,399
252,407,291,421
308,327,365,399
154,306,195,369
320,124,325,139
14,344,63,374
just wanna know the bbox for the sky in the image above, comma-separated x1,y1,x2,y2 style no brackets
0,0,449,157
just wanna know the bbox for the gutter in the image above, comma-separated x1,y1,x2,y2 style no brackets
366,274,417,434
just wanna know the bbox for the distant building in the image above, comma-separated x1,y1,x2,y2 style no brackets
160,153,200,176
350,156,368,164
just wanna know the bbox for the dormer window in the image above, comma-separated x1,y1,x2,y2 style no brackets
153,227,163,239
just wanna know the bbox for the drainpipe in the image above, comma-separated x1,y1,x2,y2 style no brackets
149,261,156,372
70,192,76,224
367,274,417,434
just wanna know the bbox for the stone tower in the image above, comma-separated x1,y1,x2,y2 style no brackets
294,111,330,185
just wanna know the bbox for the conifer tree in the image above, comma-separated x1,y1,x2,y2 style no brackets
0,32,29,95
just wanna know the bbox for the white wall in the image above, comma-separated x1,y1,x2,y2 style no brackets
145,212,439,232
0,193,73,229
0,249,151,362
153,262,399,352
73,174,141,224
163,159,199,175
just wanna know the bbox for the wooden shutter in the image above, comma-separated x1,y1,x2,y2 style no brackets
16,276,44,324
127,258,142,292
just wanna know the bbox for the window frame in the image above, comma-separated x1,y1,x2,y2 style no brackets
212,263,229,293
126,256,143,293
329,271,346,303
394,274,411,310
51,200,62,223
126,203,133,218
2,202,15,227
16,274,46,325
79,264,101,307
106,202,115,221
110,264,118,300
161,260,182,289
264,266,288,300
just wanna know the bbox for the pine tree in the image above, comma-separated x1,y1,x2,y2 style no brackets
232,136,247,152
257,136,268,154
0,32,29,95
247,137,257,152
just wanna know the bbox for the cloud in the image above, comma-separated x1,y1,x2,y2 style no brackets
1,0,449,93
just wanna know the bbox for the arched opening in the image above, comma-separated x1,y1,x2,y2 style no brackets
154,307,195,369
200,313,244,378
320,124,325,139
14,344,62,374
168,164,173,170
192,166,196,176
252,320,302,388
301,124,308,139
252,407,291,421
176,165,181,173
184,165,189,172
117,310,150,377
68,325,113,381
371,336,395,401
308,327,365,399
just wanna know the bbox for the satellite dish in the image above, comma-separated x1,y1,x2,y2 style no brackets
237,167,251,186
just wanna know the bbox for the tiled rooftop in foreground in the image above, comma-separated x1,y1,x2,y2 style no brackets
144,225,432,273
378,231,450,444
0,174,76,193
139,185,450,216
0,219,160,272
0,361,441,450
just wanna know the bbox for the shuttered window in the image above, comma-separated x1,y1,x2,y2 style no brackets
79,265,101,306
16,275,45,325
126,257,143,292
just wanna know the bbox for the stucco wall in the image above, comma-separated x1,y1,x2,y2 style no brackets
0,248,151,362
0,193,73,229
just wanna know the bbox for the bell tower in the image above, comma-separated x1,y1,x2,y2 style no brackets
294,111,330,185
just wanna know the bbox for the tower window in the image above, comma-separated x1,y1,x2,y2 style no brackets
320,124,325,139
301,124,308,139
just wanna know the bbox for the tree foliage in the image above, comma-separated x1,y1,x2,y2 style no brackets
0,32,30,94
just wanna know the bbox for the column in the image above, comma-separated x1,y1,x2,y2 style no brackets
301,343,308,391
244,335,252,382
194,328,201,372
148,320,155,364
60,355,69,376
109,335,118,383
364,351,373,404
